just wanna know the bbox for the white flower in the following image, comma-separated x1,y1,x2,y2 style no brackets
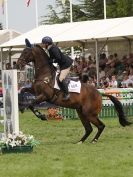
0,131,37,148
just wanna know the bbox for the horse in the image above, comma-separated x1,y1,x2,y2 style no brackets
16,39,131,144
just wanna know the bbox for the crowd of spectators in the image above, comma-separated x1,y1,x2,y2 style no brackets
3,52,133,89
69,52,133,89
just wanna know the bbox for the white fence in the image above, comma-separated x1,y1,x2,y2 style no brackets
1,70,19,137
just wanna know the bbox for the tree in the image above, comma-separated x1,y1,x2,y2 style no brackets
107,0,133,18
41,0,133,25
41,0,88,25
41,1,70,25
79,0,133,19
79,0,104,20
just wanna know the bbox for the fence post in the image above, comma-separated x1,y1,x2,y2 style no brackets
2,70,19,137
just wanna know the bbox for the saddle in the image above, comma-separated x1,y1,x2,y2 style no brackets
54,74,81,93
56,73,79,84
66,76,79,83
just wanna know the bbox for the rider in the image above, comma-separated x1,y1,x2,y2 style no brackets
41,36,73,100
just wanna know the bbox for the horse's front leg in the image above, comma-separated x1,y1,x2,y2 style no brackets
28,94,48,121
20,87,35,95
18,87,35,113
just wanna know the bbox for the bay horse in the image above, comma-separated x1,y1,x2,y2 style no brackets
17,39,131,144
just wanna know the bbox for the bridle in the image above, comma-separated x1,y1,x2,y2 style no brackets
17,47,34,69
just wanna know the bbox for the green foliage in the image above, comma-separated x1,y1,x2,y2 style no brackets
0,112,133,177
0,132,39,148
41,1,70,24
79,0,104,20
41,0,133,25
41,0,88,24
107,0,133,18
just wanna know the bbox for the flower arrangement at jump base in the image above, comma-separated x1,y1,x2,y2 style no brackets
47,108,63,120
0,132,39,153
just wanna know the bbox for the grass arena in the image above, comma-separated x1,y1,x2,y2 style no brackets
0,70,133,177
0,111,133,177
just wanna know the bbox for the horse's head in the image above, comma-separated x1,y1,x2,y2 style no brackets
17,39,35,69
17,38,50,70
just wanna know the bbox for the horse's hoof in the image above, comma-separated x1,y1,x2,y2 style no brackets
40,115,48,121
91,139,98,144
77,141,83,145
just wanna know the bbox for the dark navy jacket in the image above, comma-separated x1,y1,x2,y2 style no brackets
48,45,73,70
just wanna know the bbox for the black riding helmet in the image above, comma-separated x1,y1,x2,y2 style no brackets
42,36,53,45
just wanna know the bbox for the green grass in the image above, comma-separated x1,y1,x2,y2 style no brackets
0,112,133,177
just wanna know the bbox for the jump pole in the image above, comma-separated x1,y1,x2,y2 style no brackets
2,70,19,137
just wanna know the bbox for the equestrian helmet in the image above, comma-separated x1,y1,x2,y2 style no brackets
42,36,53,45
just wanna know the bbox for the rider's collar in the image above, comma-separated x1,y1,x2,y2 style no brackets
48,44,52,50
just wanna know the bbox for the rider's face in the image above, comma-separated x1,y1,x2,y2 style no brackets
42,43,48,49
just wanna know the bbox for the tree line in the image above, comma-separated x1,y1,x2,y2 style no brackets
41,0,133,24
0,1,133,30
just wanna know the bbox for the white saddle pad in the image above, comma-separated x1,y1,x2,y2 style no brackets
54,78,81,93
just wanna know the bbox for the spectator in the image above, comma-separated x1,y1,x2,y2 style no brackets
18,72,26,88
121,75,131,88
24,79,32,88
87,77,96,87
129,65,133,81
99,67,105,80
6,63,12,70
12,61,17,69
109,75,118,88
99,76,110,89
106,55,114,65
99,53,107,70
81,56,88,70
105,63,115,78
127,53,133,65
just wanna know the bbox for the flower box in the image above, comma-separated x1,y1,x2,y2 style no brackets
1,145,33,154
0,132,38,154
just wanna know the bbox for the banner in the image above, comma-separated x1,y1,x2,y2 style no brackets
98,88,133,105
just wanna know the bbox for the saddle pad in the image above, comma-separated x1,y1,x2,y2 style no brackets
54,79,81,93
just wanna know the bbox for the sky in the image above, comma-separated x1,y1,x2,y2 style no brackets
0,0,56,33
0,0,78,33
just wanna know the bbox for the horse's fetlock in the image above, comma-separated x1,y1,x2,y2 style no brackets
99,124,105,130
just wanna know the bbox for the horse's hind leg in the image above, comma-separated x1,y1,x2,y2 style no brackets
90,116,105,143
77,109,93,144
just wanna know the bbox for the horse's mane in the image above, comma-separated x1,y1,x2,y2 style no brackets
35,44,49,60
35,44,56,77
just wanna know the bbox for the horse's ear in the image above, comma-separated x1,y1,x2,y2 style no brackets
25,38,32,48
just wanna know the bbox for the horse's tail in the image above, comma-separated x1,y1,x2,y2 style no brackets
101,93,132,126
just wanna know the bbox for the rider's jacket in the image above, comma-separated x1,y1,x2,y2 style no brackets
48,44,73,70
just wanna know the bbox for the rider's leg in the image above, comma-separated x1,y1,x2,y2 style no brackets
59,67,71,100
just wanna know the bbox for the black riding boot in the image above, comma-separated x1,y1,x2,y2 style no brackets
59,80,70,100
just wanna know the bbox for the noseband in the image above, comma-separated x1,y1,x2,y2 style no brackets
18,47,34,68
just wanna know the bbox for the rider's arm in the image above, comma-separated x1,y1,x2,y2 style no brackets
49,46,62,62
